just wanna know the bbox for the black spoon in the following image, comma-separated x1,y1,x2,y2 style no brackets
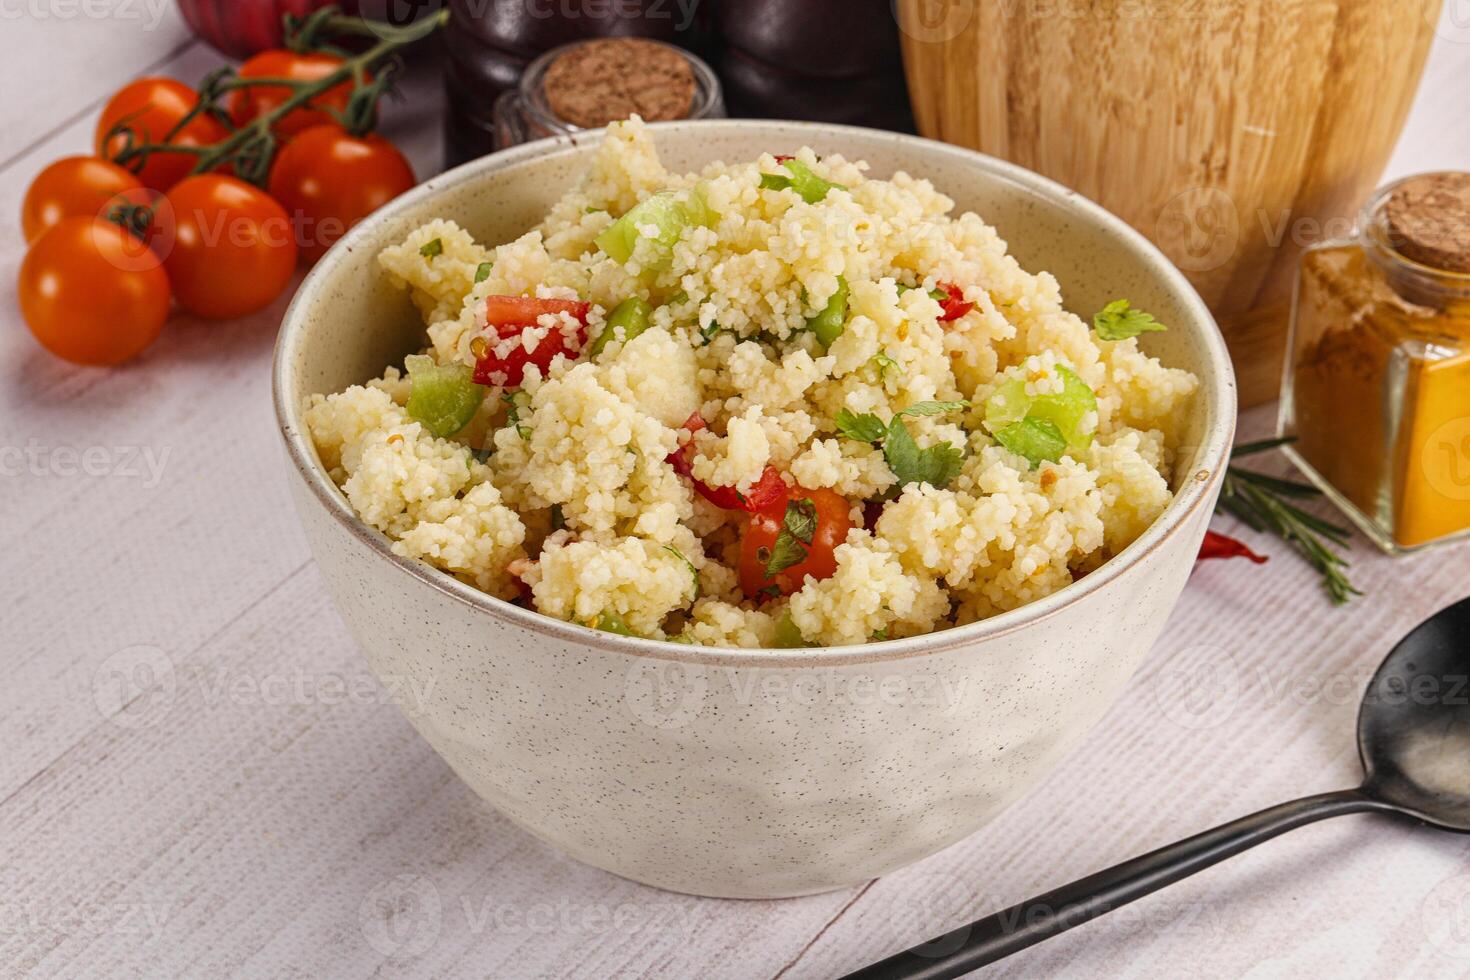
845,597,1470,980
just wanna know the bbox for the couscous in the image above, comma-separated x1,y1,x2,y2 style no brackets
306,118,1198,648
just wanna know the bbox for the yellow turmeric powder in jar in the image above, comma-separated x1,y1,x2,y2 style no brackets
1281,173,1470,553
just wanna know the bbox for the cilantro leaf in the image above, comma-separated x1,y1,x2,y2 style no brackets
1093,299,1167,341
884,417,965,490
419,238,443,259
763,498,817,577
994,417,1067,468
664,545,701,601
502,391,531,440
835,409,887,444
894,400,970,420
474,261,493,283
784,498,817,544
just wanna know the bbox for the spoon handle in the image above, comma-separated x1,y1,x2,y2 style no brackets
843,788,1392,980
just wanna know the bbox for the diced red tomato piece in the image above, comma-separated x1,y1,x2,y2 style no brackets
773,154,795,163
935,281,975,322
666,413,788,512
473,295,591,387
739,486,852,600
483,295,590,327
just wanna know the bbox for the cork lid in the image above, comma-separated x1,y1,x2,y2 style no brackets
543,39,696,130
1384,172,1470,275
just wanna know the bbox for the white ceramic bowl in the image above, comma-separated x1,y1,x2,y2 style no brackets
274,120,1237,899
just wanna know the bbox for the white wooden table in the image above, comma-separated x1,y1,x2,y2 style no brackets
5,7,1470,979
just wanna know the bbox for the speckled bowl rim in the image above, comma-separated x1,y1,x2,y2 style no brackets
274,119,1237,669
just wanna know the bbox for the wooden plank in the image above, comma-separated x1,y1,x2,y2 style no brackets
0,2,197,163
0,43,443,802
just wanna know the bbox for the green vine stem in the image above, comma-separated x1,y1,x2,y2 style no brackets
107,7,446,186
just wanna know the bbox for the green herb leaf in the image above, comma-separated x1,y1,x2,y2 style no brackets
474,261,493,283
993,417,1067,468
764,498,817,577
884,418,965,490
1217,439,1361,605
501,391,531,441
784,497,817,544
419,238,443,259
835,410,888,444
895,400,970,420
664,545,700,601
698,321,722,346
759,173,794,192
1093,299,1167,341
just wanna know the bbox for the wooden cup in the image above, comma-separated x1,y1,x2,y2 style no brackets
898,0,1443,405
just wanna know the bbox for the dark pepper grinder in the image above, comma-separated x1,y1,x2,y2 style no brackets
444,0,712,164
714,0,914,132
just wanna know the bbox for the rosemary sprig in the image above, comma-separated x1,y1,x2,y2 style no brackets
1216,437,1362,604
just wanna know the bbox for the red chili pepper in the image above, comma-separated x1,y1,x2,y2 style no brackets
1197,530,1269,564
472,295,591,387
935,281,975,322
666,413,788,512
773,154,795,164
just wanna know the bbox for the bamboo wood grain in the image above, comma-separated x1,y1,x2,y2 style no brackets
899,0,1442,406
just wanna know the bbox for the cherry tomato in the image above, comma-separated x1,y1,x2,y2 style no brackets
268,125,415,263
158,174,298,319
96,78,229,192
19,217,171,366
739,486,852,599
472,295,591,387
935,281,975,322
231,50,357,137
21,157,147,244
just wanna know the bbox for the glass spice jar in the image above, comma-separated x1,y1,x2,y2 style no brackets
492,38,724,150
1280,172,1470,554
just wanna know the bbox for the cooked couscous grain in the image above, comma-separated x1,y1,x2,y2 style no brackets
307,118,1198,647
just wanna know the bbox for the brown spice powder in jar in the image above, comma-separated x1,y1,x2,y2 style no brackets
1286,172,1470,550
543,38,696,129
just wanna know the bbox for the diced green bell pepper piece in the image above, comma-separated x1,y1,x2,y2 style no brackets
983,365,1097,452
773,612,807,648
595,611,634,636
405,354,484,438
588,296,653,359
596,187,715,272
806,276,849,347
760,159,847,204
